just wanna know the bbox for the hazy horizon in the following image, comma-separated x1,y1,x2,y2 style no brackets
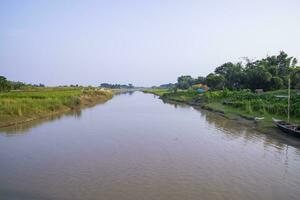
1,0,300,87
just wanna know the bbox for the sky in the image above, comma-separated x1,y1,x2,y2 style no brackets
0,0,300,87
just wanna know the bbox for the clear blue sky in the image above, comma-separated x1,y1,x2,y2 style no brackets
1,0,299,86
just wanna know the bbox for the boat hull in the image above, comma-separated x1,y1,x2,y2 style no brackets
273,118,300,138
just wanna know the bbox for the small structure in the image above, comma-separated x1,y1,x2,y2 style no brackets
192,84,209,93
255,89,264,94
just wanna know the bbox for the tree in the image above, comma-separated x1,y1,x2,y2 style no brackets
291,58,298,67
128,84,134,88
290,67,300,89
214,62,244,89
10,81,26,90
277,51,293,76
173,51,297,92
159,83,175,88
269,76,283,90
215,62,235,75
194,76,205,84
244,65,272,91
177,75,194,89
205,73,225,90
0,76,11,92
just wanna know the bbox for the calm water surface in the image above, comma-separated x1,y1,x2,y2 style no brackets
1,92,300,200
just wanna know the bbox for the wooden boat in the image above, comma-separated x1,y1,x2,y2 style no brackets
272,71,300,137
272,118,300,137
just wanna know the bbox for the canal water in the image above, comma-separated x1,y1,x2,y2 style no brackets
1,92,300,200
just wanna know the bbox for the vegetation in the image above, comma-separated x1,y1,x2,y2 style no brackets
0,75,45,92
144,52,300,133
144,88,300,132
0,87,113,127
161,90,199,103
204,89,300,117
100,83,134,89
143,88,170,96
176,75,205,89
154,51,299,92
0,76,11,92
151,83,175,89
209,52,299,91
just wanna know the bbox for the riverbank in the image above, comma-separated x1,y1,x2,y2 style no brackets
0,88,114,128
143,88,300,134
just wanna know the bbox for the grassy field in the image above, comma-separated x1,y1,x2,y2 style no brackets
144,88,200,103
144,88,199,102
0,88,113,127
143,88,170,96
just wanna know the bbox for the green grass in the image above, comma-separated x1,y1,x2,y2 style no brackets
143,88,170,96
161,90,199,102
143,88,199,102
0,88,113,127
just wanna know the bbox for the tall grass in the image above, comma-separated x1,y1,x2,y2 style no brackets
0,88,113,127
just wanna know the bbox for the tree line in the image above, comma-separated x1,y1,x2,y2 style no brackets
175,51,300,91
100,83,134,89
0,76,135,92
0,76,45,92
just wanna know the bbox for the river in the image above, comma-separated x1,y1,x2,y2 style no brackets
1,92,300,200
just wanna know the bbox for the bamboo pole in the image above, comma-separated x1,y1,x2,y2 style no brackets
288,77,291,122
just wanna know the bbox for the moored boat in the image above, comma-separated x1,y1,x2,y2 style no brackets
272,118,300,137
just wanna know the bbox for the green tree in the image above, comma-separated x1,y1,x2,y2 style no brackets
214,62,244,89
290,67,300,89
269,76,283,90
277,51,293,76
177,75,194,89
0,76,11,92
244,65,272,91
194,76,205,84
10,81,26,90
205,73,225,90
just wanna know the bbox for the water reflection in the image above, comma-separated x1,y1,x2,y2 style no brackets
164,100,300,154
0,188,53,200
0,109,82,135
114,90,135,96
1,92,300,200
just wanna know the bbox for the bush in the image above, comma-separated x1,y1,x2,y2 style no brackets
204,89,300,117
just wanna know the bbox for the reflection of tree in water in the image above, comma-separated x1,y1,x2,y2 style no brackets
164,101,300,155
162,100,191,109
127,91,134,95
195,106,300,154
202,109,256,139
114,91,135,96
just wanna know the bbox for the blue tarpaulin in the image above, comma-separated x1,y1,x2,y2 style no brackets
196,88,205,93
